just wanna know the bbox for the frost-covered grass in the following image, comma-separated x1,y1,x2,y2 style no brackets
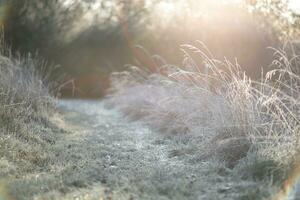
0,50,59,183
0,42,299,199
108,43,300,198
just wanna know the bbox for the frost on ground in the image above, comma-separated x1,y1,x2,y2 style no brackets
1,100,275,200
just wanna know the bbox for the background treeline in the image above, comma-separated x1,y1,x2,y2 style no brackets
2,0,300,97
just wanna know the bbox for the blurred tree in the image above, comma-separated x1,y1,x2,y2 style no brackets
246,0,300,40
4,0,86,56
6,0,298,97
3,0,160,78
4,0,155,52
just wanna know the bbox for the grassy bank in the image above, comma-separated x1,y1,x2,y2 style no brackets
108,43,300,198
0,50,59,184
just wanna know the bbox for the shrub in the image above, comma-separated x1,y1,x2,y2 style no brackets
0,52,55,129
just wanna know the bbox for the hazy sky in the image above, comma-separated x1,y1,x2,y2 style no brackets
289,0,300,13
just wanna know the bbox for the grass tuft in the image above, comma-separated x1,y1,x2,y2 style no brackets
107,42,300,196
0,48,58,181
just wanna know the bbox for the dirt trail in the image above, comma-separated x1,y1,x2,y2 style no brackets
5,100,270,200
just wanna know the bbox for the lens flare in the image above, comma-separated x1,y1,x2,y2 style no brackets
274,162,300,200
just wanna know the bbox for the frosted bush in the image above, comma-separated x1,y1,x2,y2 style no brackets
108,43,300,167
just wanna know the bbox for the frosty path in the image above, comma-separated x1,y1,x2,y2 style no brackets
5,100,273,200
47,100,254,200
52,99,200,199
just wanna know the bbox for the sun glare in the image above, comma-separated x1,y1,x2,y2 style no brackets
156,0,300,16
157,2,177,16
289,0,300,13
155,0,244,14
